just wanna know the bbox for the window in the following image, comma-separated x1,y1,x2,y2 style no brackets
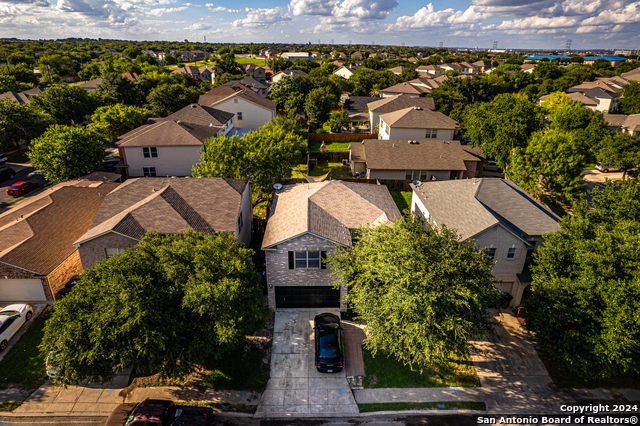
142,147,158,158
237,211,243,234
143,167,156,177
237,112,243,120
405,170,413,180
507,248,516,259
294,251,321,269
406,170,424,180
106,248,126,258
425,129,438,138
485,248,496,259
234,98,238,104
420,170,428,180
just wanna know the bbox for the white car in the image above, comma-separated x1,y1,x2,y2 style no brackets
0,153,7,165
0,304,33,351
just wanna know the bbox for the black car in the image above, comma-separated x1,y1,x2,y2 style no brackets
0,166,15,183
314,313,343,373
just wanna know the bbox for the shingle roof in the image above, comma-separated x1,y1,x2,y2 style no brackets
360,139,476,171
621,67,640,82
380,107,458,129
410,178,560,241
388,66,405,74
222,78,267,90
75,178,248,245
604,114,640,132
79,78,103,90
368,94,435,113
262,181,401,249
348,143,366,162
198,85,276,111
0,180,119,275
153,103,234,127
567,86,617,99
117,120,219,147
381,82,430,95
0,91,30,104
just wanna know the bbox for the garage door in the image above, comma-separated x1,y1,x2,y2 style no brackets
275,286,340,309
0,279,47,302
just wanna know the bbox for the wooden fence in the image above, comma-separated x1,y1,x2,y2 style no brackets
308,133,378,142
308,151,350,162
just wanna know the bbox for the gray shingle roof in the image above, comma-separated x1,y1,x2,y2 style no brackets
380,107,458,129
75,178,248,245
410,178,560,241
380,83,430,95
153,103,234,127
262,181,401,249
367,94,435,113
360,139,477,171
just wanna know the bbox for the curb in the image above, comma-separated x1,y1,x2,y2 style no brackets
358,408,487,416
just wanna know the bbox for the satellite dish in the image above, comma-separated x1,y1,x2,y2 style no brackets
273,183,283,190
413,180,421,186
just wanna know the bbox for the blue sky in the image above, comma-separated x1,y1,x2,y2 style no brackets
1,0,639,49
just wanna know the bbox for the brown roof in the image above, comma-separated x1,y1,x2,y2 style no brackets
75,178,249,246
380,107,458,129
198,85,276,111
368,94,435,113
621,67,640,82
360,139,477,171
348,143,366,162
171,66,201,75
121,72,139,81
117,120,218,147
381,83,430,95
416,65,441,72
408,77,441,89
604,114,640,132
262,181,401,249
79,77,103,89
153,103,234,127
0,91,30,104
388,66,405,74
0,180,119,275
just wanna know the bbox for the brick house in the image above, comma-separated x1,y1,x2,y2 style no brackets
410,178,561,307
0,173,120,302
261,181,401,311
74,177,253,270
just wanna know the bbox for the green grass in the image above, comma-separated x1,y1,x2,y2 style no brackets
180,401,257,414
235,57,266,65
584,163,597,170
203,342,270,392
0,402,23,412
292,161,353,180
0,311,50,390
308,141,352,152
362,348,480,388
358,401,486,413
389,189,412,213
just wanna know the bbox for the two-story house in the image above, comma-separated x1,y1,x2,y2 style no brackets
377,106,458,140
367,94,435,133
410,178,561,307
199,85,276,130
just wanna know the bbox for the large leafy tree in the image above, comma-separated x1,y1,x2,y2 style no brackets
40,231,270,385
329,215,501,371
268,75,298,107
28,125,106,182
304,86,338,129
598,132,640,180
215,53,241,75
463,93,545,168
525,180,640,380
509,130,585,202
620,80,640,115
87,104,147,141
193,120,306,203
0,99,54,153
97,73,139,105
0,74,32,93
145,83,199,117
30,83,100,125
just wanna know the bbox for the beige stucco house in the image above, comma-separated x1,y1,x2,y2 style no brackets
410,178,561,307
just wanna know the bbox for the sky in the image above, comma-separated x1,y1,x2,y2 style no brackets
1,0,640,49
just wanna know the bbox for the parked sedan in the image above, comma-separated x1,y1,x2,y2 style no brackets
0,304,33,351
0,153,7,164
6,181,39,197
314,313,343,373
595,162,621,173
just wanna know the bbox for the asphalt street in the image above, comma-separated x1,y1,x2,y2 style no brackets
0,163,48,208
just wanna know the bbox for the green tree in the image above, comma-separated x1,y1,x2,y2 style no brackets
463,93,545,168
509,130,585,202
1,63,38,85
598,132,640,180
267,58,289,74
146,83,199,117
620,80,640,115
87,104,147,141
213,72,243,87
193,122,306,202
28,125,106,182
328,110,351,132
268,75,298,107
40,231,270,384
30,83,100,125
215,53,241,75
304,87,337,129
0,99,54,153
284,92,305,116
97,73,138,105
0,73,32,93
526,180,640,380
329,214,500,370
429,85,466,116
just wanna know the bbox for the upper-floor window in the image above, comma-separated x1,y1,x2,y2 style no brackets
485,248,496,259
425,129,438,139
106,248,126,257
234,98,239,104
143,167,157,177
238,112,243,120
507,248,516,259
237,211,243,234
142,147,158,158
295,251,320,269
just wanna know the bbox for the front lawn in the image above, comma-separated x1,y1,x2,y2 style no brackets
203,341,270,392
362,347,480,388
389,189,412,213
0,310,50,390
308,141,352,152
235,57,266,66
292,161,354,180
358,401,486,413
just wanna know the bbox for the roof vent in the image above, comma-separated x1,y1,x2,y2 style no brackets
414,107,422,110
176,120,181,123
208,123,213,127
191,104,197,108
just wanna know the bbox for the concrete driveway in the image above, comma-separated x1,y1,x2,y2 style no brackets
255,308,359,418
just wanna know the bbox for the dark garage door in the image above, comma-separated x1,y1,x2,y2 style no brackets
275,286,340,309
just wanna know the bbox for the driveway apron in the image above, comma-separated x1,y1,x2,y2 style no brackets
255,308,359,418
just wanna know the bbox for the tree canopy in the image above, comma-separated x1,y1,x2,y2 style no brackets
620,81,640,115
304,87,338,129
145,83,199,117
525,180,640,380
87,104,147,142
30,83,100,125
40,231,270,384
28,125,106,182
0,98,54,153
329,215,500,371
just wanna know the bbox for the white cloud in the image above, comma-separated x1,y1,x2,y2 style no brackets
205,4,242,12
387,3,487,31
146,6,187,16
290,0,397,20
232,7,291,27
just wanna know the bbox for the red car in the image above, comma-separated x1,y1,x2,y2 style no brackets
6,181,39,197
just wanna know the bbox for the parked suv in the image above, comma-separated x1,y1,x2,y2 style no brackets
0,167,15,183
105,399,214,426
314,313,343,373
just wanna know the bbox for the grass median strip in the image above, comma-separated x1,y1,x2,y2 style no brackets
358,401,486,413
0,402,23,412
